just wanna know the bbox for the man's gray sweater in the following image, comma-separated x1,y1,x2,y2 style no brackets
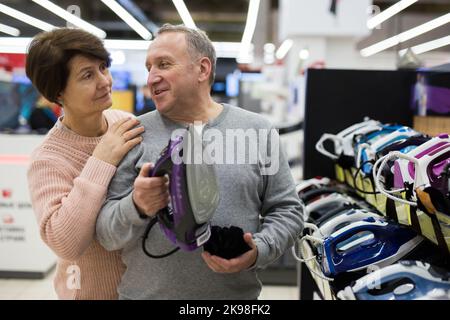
96,104,303,300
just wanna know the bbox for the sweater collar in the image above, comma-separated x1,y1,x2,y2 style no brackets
157,103,230,129
50,114,111,145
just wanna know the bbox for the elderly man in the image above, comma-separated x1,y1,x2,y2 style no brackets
96,24,303,300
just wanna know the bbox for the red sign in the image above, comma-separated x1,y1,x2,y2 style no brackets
2,189,12,198
0,53,26,71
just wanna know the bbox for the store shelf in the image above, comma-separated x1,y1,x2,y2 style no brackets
297,166,450,299
297,241,336,300
335,164,450,254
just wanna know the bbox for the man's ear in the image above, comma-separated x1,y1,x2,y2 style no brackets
198,57,212,83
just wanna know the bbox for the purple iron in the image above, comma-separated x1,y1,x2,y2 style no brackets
142,125,220,257
374,134,450,206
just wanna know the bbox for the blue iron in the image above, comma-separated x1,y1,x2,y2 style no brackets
355,127,419,176
353,124,405,151
353,124,404,173
318,217,423,277
337,260,450,300
313,208,381,237
294,208,382,282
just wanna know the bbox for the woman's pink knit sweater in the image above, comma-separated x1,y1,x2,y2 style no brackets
27,109,132,299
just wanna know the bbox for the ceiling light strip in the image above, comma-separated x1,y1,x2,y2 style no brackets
32,0,106,38
100,0,152,40
172,0,196,29
400,35,450,55
367,0,418,30
241,0,261,46
361,12,450,57
238,0,261,62
0,3,55,31
0,23,20,37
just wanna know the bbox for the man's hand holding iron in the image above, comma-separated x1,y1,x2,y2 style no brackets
132,163,170,217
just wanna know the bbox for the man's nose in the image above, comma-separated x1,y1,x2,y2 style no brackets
147,69,162,86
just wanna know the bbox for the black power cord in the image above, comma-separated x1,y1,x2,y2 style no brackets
142,216,180,259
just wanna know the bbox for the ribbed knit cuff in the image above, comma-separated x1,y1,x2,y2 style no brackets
79,156,117,187
252,237,271,270
120,192,149,226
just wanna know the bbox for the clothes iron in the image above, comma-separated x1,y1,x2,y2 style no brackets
308,208,381,239
305,217,423,277
355,127,419,176
142,125,220,257
369,134,430,191
337,260,450,300
315,118,382,165
300,186,346,205
374,134,450,207
296,177,331,195
305,192,358,223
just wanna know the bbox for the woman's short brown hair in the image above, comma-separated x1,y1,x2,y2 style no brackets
25,28,111,106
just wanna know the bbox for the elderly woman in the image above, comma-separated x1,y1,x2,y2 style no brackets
26,28,144,299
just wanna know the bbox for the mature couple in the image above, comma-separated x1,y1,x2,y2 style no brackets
26,24,303,300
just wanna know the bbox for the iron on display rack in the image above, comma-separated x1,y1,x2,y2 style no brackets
330,130,450,256
295,119,450,300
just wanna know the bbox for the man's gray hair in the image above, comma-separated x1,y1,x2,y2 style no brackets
157,23,216,85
